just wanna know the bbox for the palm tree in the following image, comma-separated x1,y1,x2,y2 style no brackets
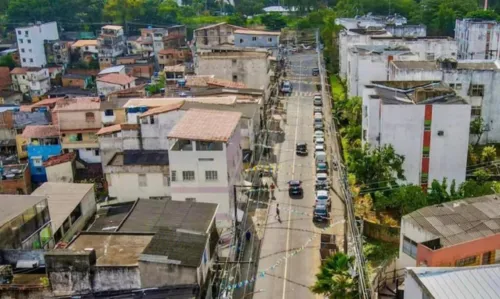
311,252,358,299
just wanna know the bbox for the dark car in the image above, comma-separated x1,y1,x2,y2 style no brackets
312,68,319,76
296,142,308,155
288,180,303,197
313,204,329,222
316,162,328,174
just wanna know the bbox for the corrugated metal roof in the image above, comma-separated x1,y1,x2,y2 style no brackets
409,265,500,299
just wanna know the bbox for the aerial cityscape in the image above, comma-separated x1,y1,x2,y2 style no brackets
1,0,500,298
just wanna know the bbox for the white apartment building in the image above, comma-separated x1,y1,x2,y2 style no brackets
362,81,470,188
15,22,59,68
389,59,500,143
97,25,126,70
455,18,500,60
10,67,50,96
168,109,242,222
347,45,419,97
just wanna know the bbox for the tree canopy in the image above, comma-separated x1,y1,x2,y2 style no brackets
311,252,358,299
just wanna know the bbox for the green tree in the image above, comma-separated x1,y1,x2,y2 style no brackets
481,146,497,163
227,13,246,26
465,9,499,20
103,0,146,24
0,54,16,69
235,0,264,16
427,178,451,205
375,184,428,216
470,117,487,146
311,253,358,299
261,13,287,30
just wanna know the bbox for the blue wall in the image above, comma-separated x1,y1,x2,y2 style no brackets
234,34,279,48
27,144,62,183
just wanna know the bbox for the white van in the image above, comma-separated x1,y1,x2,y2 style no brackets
315,151,326,163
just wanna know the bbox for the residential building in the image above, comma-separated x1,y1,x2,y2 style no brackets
347,45,419,96
44,40,71,65
404,265,500,299
168,109,242,221
53,98,102,164
10,67,51,97
48,66,63,86
335,14,409,30
234,29,281,48
96,73,136,96
45,199,218,297
62,73,92,89
455,18,500,60
194,22,244,48
398,194,500,269
0,195,53,249
0,66,12,90
44,152,76,183
362,81,470,189
47,86,95,99
158,48,191,69
21,125,62,183
31,182,95,244
0,91,23,105
163,32,187,49
389,60,500,143
116,57,155,79
99,98,128,127
15,21,59,68
195,47,271,90
126,36,142,55
70,39,98,63
0,163,31,194
140,27,167,54
97,123,140,168
97,25,126,70
97,65,126,77
0,111,16,156
14,110,51,159
164,64,185,83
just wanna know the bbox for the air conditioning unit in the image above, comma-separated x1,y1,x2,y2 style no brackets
16,260,39,269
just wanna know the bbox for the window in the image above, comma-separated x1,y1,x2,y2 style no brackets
17,30,21,35
482,251,493,265
25,30,28,36
268,37,273,42
29,58,33,63
76,133,83,141
471,106,482,117
252,36,257,41
455,256,477,267
185,197,196,202
22,75,26,79
104,109,114,116
85,112,95,122
240,38,243,43
402,236,418,259
94,149,100,156
85,46,89,50
232,75,238,82
232,59,237,65
205,170,218,181
19,39,23,43
425,52,435,60
29,49,32,53
32,156,43,167
171,170,177,182
27,39,31,44
449,83,462,90
163,174,170,186
149,115,155,124
22,58,26,63
362,129,367,141
141,117,148,124
182,171,195,181
138,174,147,187
470,84,485,97
21,48,25,53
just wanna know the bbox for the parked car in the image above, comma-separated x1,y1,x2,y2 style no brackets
296,142,308,156
314,106,323,114
314,119,324,130
281,80,293,94
315,144,325,152
312,68,319,76
316,161,328,174
315,137,325,145
313,130,325,141
313,204,329,222
314,96,322,107
288,180,303,197
316,190,331,208
316,173,329,188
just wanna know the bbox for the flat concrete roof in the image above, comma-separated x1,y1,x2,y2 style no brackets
68,233,153,266
31,183,94,233
0,195,46,228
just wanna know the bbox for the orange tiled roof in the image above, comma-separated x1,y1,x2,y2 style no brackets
206,78,247,89
97,73,136,86
53,97,101,112
22,125,59,138
139,101,184,118
43,152,76,167
10,67,29,75
96,123,139,135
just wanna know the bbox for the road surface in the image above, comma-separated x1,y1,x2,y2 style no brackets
251,51,345,299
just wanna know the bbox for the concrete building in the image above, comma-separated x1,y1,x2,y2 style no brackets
168,109,242,221
335,14,409,30
389,59,500,143
140,27,167,54
362,81,470,189
44,40,71,65
53,98,102,164
234,29,280,48
0,91,22,106
0,163,31,195
398,195,500,270
97,25,126,70
99,98,128,127
0,195,53,249
97,123,140,167
455,18,500,60
15,21,59,68
347,45,419,96
96,73,136,96
44,152,76,183
32,182,95,244
22,125,62,183
158,48,191,69
14,110,50,159
62,74,92,89
194,22,243,48
195,47,271,90
404,265,500,299
10,67,51,97
70,39,98,63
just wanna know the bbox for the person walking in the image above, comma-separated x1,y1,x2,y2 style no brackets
275,203,281,223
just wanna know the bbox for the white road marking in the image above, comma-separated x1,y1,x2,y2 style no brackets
282,59,302,299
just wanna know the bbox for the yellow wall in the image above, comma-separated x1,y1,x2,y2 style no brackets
16,135,28,159
114,109,127,124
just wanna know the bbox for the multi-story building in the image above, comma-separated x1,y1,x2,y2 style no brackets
10,67,51,97
195,47,271,90
234,29,281,48
21,125,62,183
158,48,191,69
15,21,59,68
14,110,51,159
362,81,470,189
389,59,500,143
455,18,500,60
0,194,53,249
0,163,31,195
53,98,102,164
194,22,244,48
96,73,136,96
347,45,419,97
398,194,500,269
168,109,242,220
140,27,167,54
70,40,98,63
44,40,71,65
97,25,126,70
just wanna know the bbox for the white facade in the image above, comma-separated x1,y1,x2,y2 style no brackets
11,68,51,96
362,84,470,189
403,269,423,298
78,148,101,164
106,171,171,202
169,127,242,219
46,161,74,183
140,110,185,150
96,80,136,96
455,19,500,60
389,60,500,143
397,216,438,269
16,22,59,68
98,128,140,168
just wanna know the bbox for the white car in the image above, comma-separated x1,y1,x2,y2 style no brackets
314,130,324,141
315,137,325,145
315,144,325,152
314,107,322,113
316,173,329,187
315,190,331,206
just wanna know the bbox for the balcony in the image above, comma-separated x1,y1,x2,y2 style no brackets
62,141,99,149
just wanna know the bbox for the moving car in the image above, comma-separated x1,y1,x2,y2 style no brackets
281,80,293,94
312,68,319,76
316,162,328,174
313,130,324,141
296,142,308,156
316,190,331,207
313,204,329,222
288,180,303,197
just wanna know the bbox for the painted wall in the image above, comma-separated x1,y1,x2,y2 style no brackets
16,22,59,68
97,80,136,96
140,110,185,150
46,161,74,182
403,272,423,299
455,19,500,60
397,218,439,269
106,171,170,202
27,144,62,183
234,33,279,48
78,148,101,163
338,32,374,77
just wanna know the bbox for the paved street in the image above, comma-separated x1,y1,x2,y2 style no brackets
250,51,345,299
